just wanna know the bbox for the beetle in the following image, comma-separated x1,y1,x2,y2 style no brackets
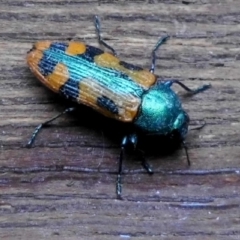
26,16,211,198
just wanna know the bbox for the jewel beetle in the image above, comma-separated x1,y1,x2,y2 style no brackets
26,16,211,198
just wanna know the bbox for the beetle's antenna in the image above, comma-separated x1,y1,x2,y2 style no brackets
182,140,190,166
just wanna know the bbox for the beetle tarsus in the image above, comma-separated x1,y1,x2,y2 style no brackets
116,174,123,199
116,145,124,198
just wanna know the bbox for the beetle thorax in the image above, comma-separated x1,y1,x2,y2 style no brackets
134,83,189,138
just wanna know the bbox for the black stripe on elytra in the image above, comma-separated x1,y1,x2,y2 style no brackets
119,61,143,71
80,45,104,62
59,78,80,101
50,42,68,52
38,57,58,77
97,95,119,114
38,42,68,77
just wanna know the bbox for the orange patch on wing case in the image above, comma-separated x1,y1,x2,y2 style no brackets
46,63,69,92
94,52,156,88
66,42,86,55
94,52,119,67
33,41,52,51
78,78,140,121
27,48,69,93
27,49,51,89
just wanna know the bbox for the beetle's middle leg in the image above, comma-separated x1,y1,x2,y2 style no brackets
117,133,152,198
94,16,117,56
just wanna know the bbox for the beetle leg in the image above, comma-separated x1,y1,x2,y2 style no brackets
190,120,206,131
149,36,169,73
137,149,153,174
94,16,117,56
182,140,190,166
26,107,76,148
116,134,153,198
117,133,138,198
164,80,211,95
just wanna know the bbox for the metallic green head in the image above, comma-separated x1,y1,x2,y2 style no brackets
134,82,189,140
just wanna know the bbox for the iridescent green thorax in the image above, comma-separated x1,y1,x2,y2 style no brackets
134,82,189,138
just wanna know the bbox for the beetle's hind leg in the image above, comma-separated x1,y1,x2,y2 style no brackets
26,107,76,148
117,134,153,199
163,80,211,95
94,16,117,56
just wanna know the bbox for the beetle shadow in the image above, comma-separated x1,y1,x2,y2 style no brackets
70,108,181,159
52,95,183,163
